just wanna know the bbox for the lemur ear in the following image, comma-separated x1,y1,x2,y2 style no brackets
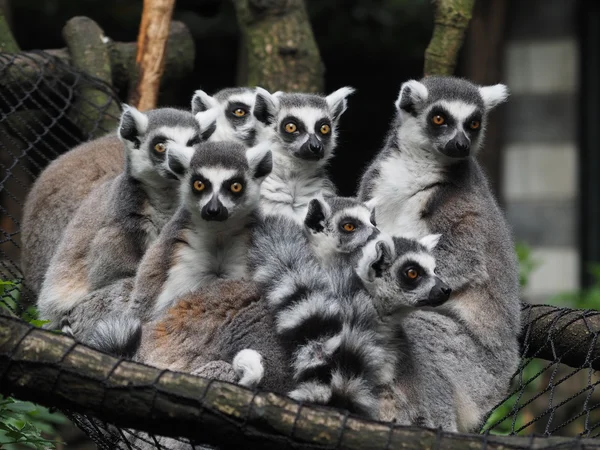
364,198,378,226
419,233,442,252
253,87,279,126
304,198,330,233
195,107,219,141
118,104,148,146
246,142,273,180
395,80,428,115
191,90,219,114
370,239,394,280
479,84,509,111
326,86,356,122
166,145,195,179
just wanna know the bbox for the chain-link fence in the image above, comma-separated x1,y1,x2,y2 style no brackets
1,50,600,450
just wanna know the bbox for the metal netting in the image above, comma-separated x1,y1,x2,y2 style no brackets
1,50,600,449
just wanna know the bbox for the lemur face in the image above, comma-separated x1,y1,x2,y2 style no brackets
118,105,217,183
394,76,509,161
252,87,355,162
169,141,272,223
304,196,378,260
356,234,451,315
191,87,271,147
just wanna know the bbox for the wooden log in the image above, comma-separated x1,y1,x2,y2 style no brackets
1,314,599,449
129,0,176,111
62,16,121,138
234,0,324,93
424,0,476,76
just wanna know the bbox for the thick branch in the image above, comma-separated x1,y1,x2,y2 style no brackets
129,0,176,110
424,0,476,76
0,314,599,449
520,304,600,370
234,0,324,93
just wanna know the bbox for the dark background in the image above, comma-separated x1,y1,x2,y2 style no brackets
7,0,435,196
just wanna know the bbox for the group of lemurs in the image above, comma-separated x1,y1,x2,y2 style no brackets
21,76,522,439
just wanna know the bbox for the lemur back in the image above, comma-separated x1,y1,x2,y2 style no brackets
130,140,273,323
252,87,354,222
37,105,215,354
21,86,272,296
358,75,521,431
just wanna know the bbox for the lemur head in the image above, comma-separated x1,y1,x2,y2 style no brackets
356,234,452,315
168,141,272,224
252,87,355,163
303,196,378,262
118,105,217,183
394,76,509,162
191,87,274,146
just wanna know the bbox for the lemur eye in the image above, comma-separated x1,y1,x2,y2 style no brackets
470,120,481,130
230,182,243,193
432,115,445,126
342,222,356,232
154,142,166,153
233,108,247,117
285,123,297,133
193,180,205,192
320,124,331,135
405,268,419,280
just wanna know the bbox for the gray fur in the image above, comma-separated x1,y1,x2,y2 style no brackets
36,106,205,347
254,87,355,222
357,76,520,431
129,141,272,322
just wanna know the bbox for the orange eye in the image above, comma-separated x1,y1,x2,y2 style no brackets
233,108,246,117
285,123,297,133
405,268,419,280
193,180,205,192
230,182,243,193
320,124,331,135
342,223,356,232
432,115,445,126
470,120,480,130
154,142,166,153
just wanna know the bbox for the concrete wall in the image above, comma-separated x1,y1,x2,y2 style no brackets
502,0,579,302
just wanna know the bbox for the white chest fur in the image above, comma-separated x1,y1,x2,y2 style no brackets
370,153,442,239
153,228,250,317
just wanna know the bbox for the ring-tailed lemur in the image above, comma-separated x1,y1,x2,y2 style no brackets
358,76,521,430
252,87,355,222
21,86,273,296
36,105,216,352
129,140,272,323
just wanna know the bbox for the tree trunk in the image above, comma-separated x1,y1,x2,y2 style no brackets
129,0,177,111
424,0,476,76
233,0,324,93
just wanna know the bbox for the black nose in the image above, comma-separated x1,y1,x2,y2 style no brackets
443,133,471,158
455,140,469,152
201,197,228,221
308,135,323,154
418,278,452,307
206,204,221,216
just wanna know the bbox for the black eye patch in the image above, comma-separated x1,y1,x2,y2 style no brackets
464,112,483,133
187,135,201,146
228,101,250,120
148,135,168,164
190,175,212,195
221,176,246,198
279,115,306,142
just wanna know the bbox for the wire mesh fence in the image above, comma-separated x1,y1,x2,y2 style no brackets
1,49,600,449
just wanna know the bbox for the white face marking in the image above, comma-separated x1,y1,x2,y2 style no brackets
209,92,257,143
393,252,437,276
278,106,331,146
431,101,478,136
156,126,198,145
195,167,239,210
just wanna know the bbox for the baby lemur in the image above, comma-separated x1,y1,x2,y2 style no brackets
21,86,272,295
129,140,273,323
37,105,215,351
358,76,521,431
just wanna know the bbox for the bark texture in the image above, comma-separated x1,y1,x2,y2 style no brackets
129,0,176,111
233,0,324,93
424,0,476,76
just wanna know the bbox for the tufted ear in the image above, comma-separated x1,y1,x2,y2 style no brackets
479,84,509,111
191,90,219,114
419,234,442,252
326,86,356,122
304,198,330,234
118,104,148,147
356,236,394,283
195,107,220,141
253,86,279,126
246,142,273,180
166,145,195,179
395,80,428,115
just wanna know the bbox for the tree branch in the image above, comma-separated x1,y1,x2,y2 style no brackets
424,0,476,76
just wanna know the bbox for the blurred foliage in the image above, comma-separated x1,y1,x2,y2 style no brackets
0,281,67,449
552,264,600,310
